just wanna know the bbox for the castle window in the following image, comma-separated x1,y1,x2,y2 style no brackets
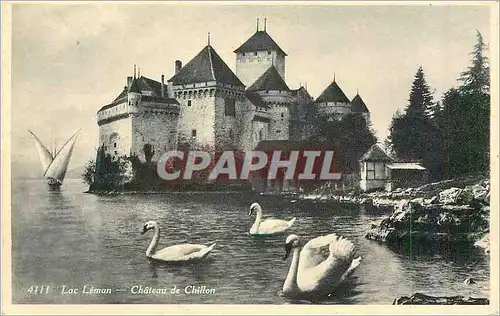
114,142,117,148
281,113,284,118
114,151,118,155
187,100,192,107
192,129,197,138
254,52,258,56
259,129,264,141
224,99,236,116
229,129,234,140
242,53,246,57
268,51,271,55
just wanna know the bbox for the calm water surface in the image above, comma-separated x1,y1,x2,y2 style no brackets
11,179,490,304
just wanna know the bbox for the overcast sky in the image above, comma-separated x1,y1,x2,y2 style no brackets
8,2,493,178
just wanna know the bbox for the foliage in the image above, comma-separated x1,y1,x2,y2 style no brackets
387,31,490,181
82,159,95,186
310,112,377,174
84,144,131,192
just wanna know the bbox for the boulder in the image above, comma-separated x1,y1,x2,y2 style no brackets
393,293,489,305
438,187,463,205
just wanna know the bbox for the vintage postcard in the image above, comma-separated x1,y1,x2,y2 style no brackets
1,1,499,315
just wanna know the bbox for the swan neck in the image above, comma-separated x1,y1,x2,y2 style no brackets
146,225,160,257
283,247,301,294
253,206,263,231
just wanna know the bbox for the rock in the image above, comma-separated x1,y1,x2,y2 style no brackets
426,195,439,204
393,293,489,305
438,187,463,205
474,233,490,254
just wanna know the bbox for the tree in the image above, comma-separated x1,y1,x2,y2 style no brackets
387,66,443,179
408,66,435,116
311,113,377,174
447,30,490,176
459,30,490,95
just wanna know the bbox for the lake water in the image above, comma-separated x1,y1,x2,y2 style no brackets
11,179,490,304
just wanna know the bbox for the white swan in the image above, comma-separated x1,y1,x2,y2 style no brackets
141,221,216,262
248,202,296,236
282,234,362,299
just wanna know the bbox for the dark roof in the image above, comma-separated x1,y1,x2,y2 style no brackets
129,78,141,93
168,45,244,87
113,87,128,102
351,94,369,113
315,80,350,103
247,66,290,92
234,31,287,56
98,76,178,113
360,144,393,162
245,91,270,108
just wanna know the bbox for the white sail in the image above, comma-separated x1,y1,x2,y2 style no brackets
29,130,54,174
43,129,81,184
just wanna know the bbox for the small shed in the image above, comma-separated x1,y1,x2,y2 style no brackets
359,144,393,192
385,162,428,191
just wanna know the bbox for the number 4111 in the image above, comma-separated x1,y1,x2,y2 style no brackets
27,286,49,294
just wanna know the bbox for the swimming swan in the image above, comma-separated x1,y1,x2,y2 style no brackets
141,221,216,262
248,202,296,236
282,234,362,299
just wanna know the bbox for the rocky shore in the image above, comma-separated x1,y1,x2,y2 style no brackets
300,177,490,252
393,293,489,305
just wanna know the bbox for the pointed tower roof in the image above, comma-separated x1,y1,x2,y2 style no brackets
128,78,141,93
351,93,370,113
247,66,290,92
169,45,244,87
360,144,392,162
315,80,350,103
234,30,287,56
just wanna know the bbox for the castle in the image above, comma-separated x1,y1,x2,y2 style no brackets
97,21,371,162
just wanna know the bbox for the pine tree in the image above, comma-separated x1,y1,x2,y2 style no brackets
450,30,490,176
387,67,444,179
459,30,490,95
408,66,435,117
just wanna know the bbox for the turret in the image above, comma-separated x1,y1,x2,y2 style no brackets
128,78,141,108
234,19,287,87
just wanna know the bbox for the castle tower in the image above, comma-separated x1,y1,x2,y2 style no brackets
168,41,245,150
350,92,371,124
97,73,180,162
315,78,351,120
234,20,287,87
242,65,293,150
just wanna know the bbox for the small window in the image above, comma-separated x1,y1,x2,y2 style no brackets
254,52,258,56
229,129,234,140
192,129,197,138
259,129,264,140
242,53,246,57
268,51,271,55
114,151,118,155
224,99,236,116
187,100,192,107
114,143,117,148
281,113,284,118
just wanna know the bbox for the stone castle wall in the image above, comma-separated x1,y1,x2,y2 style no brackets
98,114,133,158
235,51,285,87
130,110,179,162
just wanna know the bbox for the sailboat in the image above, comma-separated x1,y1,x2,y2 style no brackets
29,129,81,188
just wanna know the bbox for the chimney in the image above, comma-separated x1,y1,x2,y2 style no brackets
127,76,133,89
175,60,182,74
161,75,165,98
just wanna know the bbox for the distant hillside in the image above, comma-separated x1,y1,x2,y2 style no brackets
65,165,86,180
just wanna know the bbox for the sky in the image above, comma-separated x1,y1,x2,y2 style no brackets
7,2,494,178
